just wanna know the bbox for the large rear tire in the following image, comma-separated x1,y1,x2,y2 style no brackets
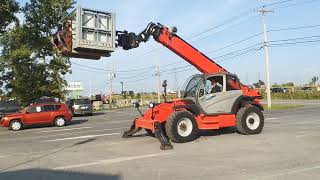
236,105,264,135
165,111,199,143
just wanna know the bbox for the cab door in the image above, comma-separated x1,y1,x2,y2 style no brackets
197,74,242,114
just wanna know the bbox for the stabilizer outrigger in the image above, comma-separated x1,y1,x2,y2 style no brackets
122,103,173,150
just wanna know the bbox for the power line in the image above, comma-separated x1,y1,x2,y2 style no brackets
269,24,320,32
205,33,263,54
271,0,320,10
269,35,320,42
188,12,257,42
216,47,260,63
133,0,308,58
133,5,259,58
262,0,297,7
72,62,111,72
190,15,260,44
269,39,320,46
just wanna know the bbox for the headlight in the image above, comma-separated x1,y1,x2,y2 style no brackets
149,103,154,108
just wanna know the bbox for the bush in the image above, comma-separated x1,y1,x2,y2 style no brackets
261,91,320,100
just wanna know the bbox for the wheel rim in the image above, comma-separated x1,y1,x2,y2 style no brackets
56,118,65,126
177,118,193,137
246,113,260,130
11,122,21,130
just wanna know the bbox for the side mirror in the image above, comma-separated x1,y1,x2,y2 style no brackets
199,89,205,97
133,102,140,108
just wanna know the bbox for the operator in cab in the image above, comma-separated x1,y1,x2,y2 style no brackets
210,79,222,93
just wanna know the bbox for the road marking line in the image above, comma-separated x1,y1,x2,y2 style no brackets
53,153,171,170
0,127,126,142
251,164,320,179
268,119,320,127
41,133,120,142
0,138,153,159
266,117,280,120
296,133,319,138
35,126,93,133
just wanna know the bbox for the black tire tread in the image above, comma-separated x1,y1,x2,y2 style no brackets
165,111,198,143
236,106,248,135
236,105,264,135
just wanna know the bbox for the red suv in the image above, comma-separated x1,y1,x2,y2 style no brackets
0,103,72,131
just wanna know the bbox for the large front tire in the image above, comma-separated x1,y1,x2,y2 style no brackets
236,105,264,135
165,111,199,143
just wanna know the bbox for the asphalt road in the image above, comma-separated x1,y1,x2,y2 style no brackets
0,104,319,180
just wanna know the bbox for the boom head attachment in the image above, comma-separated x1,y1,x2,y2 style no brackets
51,6,116,60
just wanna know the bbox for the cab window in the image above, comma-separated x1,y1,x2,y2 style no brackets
226,75,241,91
183,75,204,98
206,76,223,94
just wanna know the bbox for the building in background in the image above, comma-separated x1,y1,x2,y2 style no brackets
65,82,83,99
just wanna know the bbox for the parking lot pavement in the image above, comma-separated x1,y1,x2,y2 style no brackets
0,105,320,180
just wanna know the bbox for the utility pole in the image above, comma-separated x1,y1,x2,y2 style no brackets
174,66,178,92
259,7,273,109
245,72,249,85
89,80,92,99
109,64,116,108
120,81,124,95
156,65,161,103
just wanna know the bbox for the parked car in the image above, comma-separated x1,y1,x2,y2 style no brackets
0,100,20,118
0,103,72,131
271,87,288,93
34,97,58,104
301,87,313,92
66,98,93,116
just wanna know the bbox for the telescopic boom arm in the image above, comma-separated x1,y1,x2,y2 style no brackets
116,22,227,75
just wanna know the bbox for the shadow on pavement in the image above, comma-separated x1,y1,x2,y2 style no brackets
21,119,88,130
74,112,105,117
68,119,88,125
92,112,105,116
73,138,96,146
200,127,236,136
0,139,97,172
0,168,120,180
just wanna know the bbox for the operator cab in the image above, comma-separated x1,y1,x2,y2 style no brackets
182,73,242,114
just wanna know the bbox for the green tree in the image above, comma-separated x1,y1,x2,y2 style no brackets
282,82,294,87
0,0,19,34
0,0,75,105
272,83,280,87
310,76,319,86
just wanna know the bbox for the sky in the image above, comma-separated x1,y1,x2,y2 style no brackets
16,0,320,96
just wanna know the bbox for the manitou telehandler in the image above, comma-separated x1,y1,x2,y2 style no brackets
54,21,264,150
